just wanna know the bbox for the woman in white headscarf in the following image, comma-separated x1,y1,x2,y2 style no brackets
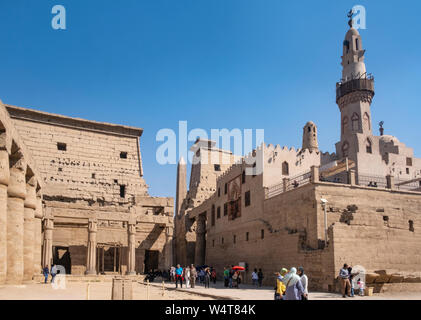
284,267,305,300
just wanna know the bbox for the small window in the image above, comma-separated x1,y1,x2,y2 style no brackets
218,188,220,197
212,240,215,247
57,143,67,151
214,164,221,171
211,205,215,226
242,170,246,184
92,173,96,179
221,237,224,244
58,168,63,172
406,168,410,174
356,38,359,51
224,183,227,194
409,220,414,232
217,206,221,219
366,139,372,154
114,179,118,184
224,203,228,216
252,162,256,177
282,161,289,176
246,232,249,241
407,158,413,166
261,229,264,239
120,185,126,198
233,235,236,244
120,152,128,159
245,191,251,207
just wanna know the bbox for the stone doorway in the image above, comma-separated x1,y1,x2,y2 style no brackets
52,246,71,275
144,250,159,273
97,246,121,274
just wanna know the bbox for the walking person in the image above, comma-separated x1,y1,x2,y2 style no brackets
252,269,259,287
175,264,183,289
348,266,355,297
170,266,176,283
211,268,217,284
257,268,264,287
204,267,211,288
284,267,306,300
190,264,197,288
297,267,308,300
43,265,50,284
229,266,234,288
339,264,351,298
185,265,191,288
232,271,240,288
274,271,286,300
223,267,229,287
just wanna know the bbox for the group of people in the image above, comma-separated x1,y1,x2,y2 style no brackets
42,264,58,284
339,264,365,298
223,266,244,288
251,268,264,287
169,264,217,289
272,267,308,300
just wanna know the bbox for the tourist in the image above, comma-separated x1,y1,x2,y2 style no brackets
204,267,211,288
274,272,286,300
228,265,234,288
252,268,259,287
211,268,217,284
232,270,239,288
198,268,205,284
258,268,264,287
339,264,351,298
190,264,197,288
184,265,191,288
43,265,50,284
223,267,229,287
51,264,58,283
284,267,306,300
175,264,183,288
297,267,308,300
348,266,355,297
357,278,365,296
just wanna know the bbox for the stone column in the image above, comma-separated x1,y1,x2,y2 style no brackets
23,176,37,282
164,225,174,270
33,194,43,275
194,214,206,266
126,222,136,275
42,217,54,269
386,175,395,190
0,149,9,285
6,151,26,284
348,170,356,186
311,166,320,183
283,178,290,192
85,219,98,275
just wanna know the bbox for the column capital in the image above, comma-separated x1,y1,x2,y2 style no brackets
88,219,98,233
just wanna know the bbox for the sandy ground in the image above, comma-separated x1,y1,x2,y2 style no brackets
1,279,420,300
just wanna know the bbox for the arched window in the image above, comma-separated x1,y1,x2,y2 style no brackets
351,113,360,131
356,38,359,51
282,161,289,176
366,139,372,154
363,112,371,131
342,116,349,134
342,142,349,158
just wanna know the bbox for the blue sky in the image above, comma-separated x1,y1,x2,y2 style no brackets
0,0,420,199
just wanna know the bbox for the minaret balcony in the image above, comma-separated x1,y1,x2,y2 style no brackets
336,77,375,103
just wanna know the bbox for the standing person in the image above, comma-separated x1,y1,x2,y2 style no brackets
204,267,211,288
190,264,197,288
252,269,259,287
223,267,229,287
297,267,308,300
258,269,264,287
348,266,355,297
357,278,365,296
198,268,205,284
43,265,50,284
184,266,191,288
51,264,57,284
175,264,183,288
232,271,239,288
170,266,176,283
274,272,286,300
229,266,234,288
284,268,306,300
211,268,217,284
339,264,351,298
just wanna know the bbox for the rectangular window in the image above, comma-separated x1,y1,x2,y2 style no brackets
120,152,128,159
212,240,215,247
120,185,126,198
246,232,249,241
224,203,228,216
217,206,221,219
233,235,236,244
224,183,227,194
218,188,220,197
261,229,264,239
211,205,215,226
245,191,251,207
252,163,256,177
242,171,246,184
407,157,413,166
406,168,410,174
57,142,67,151
214,164,221,171
221,237,224,244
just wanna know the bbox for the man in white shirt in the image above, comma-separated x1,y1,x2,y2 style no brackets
251,269,259,287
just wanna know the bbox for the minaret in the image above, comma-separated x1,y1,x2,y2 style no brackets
336,12,375,159
302,121,319,152
175,157,187,217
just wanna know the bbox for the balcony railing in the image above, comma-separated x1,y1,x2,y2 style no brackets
336,78,375,103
